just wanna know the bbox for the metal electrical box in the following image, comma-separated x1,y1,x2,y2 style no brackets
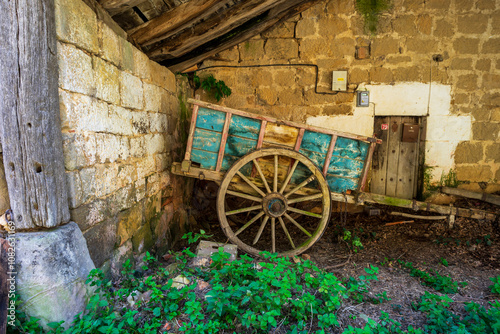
332,71,347,91
356,91,370,107
402,123,419,142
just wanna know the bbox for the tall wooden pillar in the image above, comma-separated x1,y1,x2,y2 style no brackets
0,0,70,229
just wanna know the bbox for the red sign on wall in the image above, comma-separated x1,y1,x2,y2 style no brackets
381,124,389,130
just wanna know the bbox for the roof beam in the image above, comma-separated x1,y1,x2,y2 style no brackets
98,0,145,16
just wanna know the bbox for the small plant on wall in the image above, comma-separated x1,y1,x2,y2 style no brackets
355,0,392,35
189,73,232,102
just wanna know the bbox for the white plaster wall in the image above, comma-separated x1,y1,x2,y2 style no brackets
306,82,472,183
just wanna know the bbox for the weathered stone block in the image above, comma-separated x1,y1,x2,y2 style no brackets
277,88,303,105
458,14,489,34
319,16,348,35
406,38,437,53
137,156,156,180
271,69,295,87
144,83,162,112
471,108,491,121
404,0,424,10
147,173,160,197
492,108,500,122
393,67,421,81
451,58,473,70
453,38,480,54
108,184,136,215
132,47,151,81
145,134,166,156
454,142,484,164
95,164,119,197
132,221,154,253
55,0,98,53
262,21,295,38
58,42,95,95
70,197,109,231
349,68,369,84
83,218,117,268
455,0,474,11
110,240,133,278
131,111,151,134
486,143,500,162
79,167,97,203
425,0,450,9
416,15,432,35
121,40,135,73
481,38,500,53
480,93,500,107
456,74,478,90
94,56,120,104
120,72,143,110
265,39,299,60
326,0,355,14
295,18,317,38
476,0,496,10
371,37,399,57
150,113,168,133
323,104,352,115
370,67,393,83
456,165,492,182
239,39,265,61
482,74,500,89
62,132,96,171
256,87,278,105
434,19,454,37
454,93,470,105
145,191,161,223
99,23,122,67
117,204,143,246
492,11,500,35
66,171,83,209
16,222,95,328
95,133,129,163
475,59,491,72
332,37,356,56
472,122,500,141
108,105,133,136
130,136,146,158
393,15,418,35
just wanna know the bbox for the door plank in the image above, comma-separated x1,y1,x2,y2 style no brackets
395,117,419,199
371,117,390,195
385,117,402,197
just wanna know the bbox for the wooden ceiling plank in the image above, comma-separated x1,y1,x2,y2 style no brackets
164,0,321,72
148,0,287,59
129,0,231,46
98,0,146,16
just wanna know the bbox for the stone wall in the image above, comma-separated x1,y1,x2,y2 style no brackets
199,0,500,192
55,0,191,272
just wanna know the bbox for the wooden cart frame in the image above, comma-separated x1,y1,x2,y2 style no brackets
172,99,496,256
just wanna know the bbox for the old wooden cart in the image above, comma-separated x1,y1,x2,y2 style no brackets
172,98,383,256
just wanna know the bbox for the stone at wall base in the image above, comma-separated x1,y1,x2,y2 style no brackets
15,222,95,329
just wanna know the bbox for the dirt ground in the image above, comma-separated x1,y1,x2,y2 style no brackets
187,182,500,330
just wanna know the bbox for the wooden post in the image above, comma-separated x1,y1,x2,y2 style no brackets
0,0,70,229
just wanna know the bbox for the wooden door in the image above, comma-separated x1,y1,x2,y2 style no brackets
371,116,423,199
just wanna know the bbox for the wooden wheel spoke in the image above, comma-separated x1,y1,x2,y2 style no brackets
279,159,299,194
252,159,271,194
235,211,265,236
278,216,295,249
284,213,312,237
284,175,316,198
287,206,322,219
287,193,323,204
226,190,262,203
226,205,262,216
271,218,276,253
273,155,278,192
236,170,266,197
252,215,269,245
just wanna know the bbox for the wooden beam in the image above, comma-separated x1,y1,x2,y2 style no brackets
148,0,286,59
441,187,500,206
0,0,70,229
164,0,322,71
98,0,145,16
128,0,230,47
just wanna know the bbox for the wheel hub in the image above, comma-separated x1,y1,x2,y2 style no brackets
262,193,288,218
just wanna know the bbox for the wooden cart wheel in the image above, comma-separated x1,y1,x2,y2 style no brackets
217,148,331,257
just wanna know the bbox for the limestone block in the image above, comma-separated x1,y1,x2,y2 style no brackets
133,47,151,81
262,21,296,38
130,136,146,158
472,108,491,122
272,69,296,86
433,19,454,37
110,240,133,278
95,133,129,163
59,90,108,132
16,222,95,328
451,58,473,70
457,14,488,34
453,37,480,54
456,165,492,182
55,0,98,53
482,74,500,90
120,72,144,110
239,39,265,61
455,0,474,12
99,23,122,67
0,157,10,214
492,12,500,35
107,184,136,215
277,88,303,105
456,74,478,90
425,141,459,168
145,191,161,222
475,59,491,72
476,0,496,10
121,40,135,73
150,61,176,91
137,156,156,180
147,177,160,198
95,164,119,197
132,221,154,253
256,87,278,105
406,38,437,53
472,122,500,141
318,16,348,36
492,108,500,122
144,83,162,112
425,0,450,9
94,57,120,105
326,0,355,14
427,115,471,141
371,37,399,57
150,113,168,133
132,111,151,134
145,133,166,156
349,68,369,84
108,105,133,136
392,66,421,82
323,104,352,115
403,0,424,11
58,43,95,96
370,67,393,83
83,218,117,268
416,15,432,35
480,93,500,107
155,153,169,172
393,15,418,35
66,170,83,209
135,178,146,202
117,204,143,246
62,132,97,171
485,143,500,163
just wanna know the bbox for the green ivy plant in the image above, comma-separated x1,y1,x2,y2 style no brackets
189,73,232,102
355,0,392,35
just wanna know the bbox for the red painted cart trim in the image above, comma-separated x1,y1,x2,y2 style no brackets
294,128,305,152
184,104,199,161
359,140,377,192
322,134,338,176
216,113,232,172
